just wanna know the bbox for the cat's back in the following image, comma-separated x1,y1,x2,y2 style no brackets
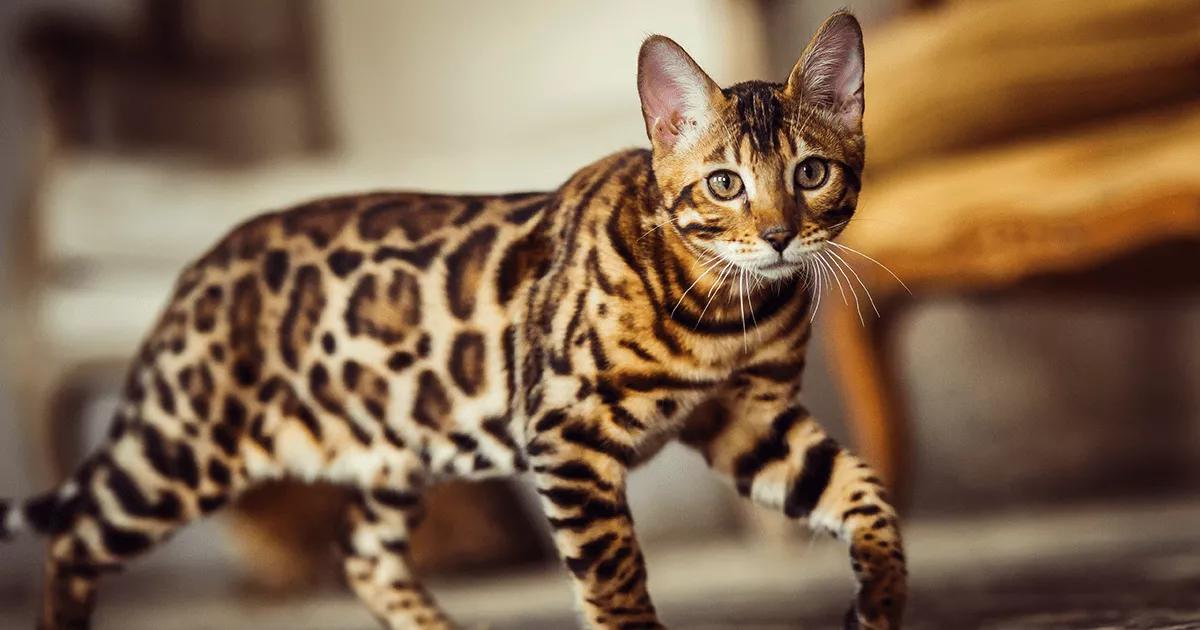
176,148,651,316
188,189,553,276
144,189,556,396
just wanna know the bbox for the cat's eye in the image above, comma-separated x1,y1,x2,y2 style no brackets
794,157,829,190
706,170,744,201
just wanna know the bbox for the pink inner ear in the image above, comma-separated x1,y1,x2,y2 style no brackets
805,30,860,105
638,39,710,147
832,42,862,99
832,45,863,126
638,40,701,147
794,15,864,129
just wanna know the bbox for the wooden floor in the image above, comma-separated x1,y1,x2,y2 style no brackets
2,498,1200,629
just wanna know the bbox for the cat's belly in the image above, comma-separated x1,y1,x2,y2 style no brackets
237,348,525,488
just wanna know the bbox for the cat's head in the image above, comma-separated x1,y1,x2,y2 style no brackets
638,11,864,281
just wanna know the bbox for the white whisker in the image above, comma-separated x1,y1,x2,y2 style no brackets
696,259,736,329
744,269,761,342
822,250,865,326
828,249,880,318
638,217,674,242
670,254,726,318
754,271,767,292
829,216,910,229
828,241,912,295
810,258,824,323
709,259,735,298
816,251,848,306
737,267,748,350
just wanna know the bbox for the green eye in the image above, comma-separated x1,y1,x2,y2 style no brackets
794,157,829,190
706,170,744,200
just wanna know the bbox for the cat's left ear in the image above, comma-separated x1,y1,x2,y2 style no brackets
638,35,724,152
785,10,865,132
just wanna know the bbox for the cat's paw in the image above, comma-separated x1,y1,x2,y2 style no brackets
842,598,902,630
842,605,879,629
845,539,906,629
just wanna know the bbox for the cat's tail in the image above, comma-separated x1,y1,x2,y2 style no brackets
1,480,86,541
0,497,18,539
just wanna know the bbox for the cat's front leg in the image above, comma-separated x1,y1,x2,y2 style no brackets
527,406,663,630
682,381,907,629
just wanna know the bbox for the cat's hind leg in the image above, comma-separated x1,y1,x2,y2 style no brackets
32,423,238,630
340,487,452,630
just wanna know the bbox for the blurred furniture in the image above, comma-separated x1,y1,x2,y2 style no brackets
830,0,1200,505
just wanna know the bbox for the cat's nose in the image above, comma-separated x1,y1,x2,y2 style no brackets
759,226,796,253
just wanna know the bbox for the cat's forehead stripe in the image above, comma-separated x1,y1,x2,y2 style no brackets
721,80,788,155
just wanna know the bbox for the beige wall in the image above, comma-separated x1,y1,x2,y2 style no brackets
316,0,766,190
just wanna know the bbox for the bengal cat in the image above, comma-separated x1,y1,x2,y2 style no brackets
1,11,906,629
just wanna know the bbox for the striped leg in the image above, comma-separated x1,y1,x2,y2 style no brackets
528,414,662,630
683,391,907,629
40,542,100,630
35,444,233,630
40,526,125,630
340,488,450,629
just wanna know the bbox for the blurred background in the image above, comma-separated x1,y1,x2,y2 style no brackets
1,0,1199,628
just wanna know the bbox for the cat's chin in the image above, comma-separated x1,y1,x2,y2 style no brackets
742,259,805,281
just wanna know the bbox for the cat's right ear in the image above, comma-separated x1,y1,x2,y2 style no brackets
637,36,723,152
785,11,865,132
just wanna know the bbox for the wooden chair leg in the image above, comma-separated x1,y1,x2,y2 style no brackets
826,302,913,510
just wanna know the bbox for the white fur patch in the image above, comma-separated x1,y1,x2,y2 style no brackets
5,504,24,534
749,461,790,511
272,425,327,482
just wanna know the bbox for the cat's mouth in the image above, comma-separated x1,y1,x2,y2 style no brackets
758,260,797,271
729,239,833,281
741,257,805,281
699,238,829,282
